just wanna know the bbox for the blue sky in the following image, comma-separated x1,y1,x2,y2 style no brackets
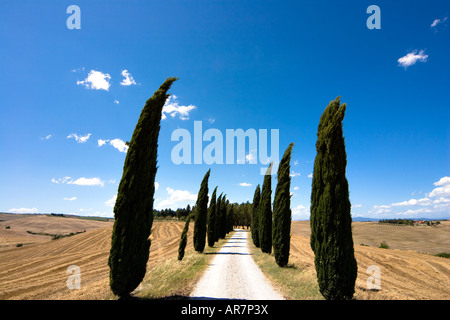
1,0,449,220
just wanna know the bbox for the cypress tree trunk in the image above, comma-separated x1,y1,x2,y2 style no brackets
310,97,357,300
178,215,191,261
251,184,261,247
108,77,178,298
207,186,218,247
193,169,210,253
273,143,294,267
259,163,273,254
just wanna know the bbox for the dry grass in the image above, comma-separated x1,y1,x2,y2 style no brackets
256,221,450,300
1,214,449,300
0,214,195,300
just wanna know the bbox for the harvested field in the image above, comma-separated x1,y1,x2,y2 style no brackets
0,214,448,300
0,214,192,300
289,221,450,300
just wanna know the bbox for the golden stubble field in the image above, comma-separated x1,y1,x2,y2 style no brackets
0,213,448,300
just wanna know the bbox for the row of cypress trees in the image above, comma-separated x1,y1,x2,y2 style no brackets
178,169,236,260
107,76,356,300
251,143,294,268
250,97,357,300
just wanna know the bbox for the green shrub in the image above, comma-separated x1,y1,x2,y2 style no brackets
379,241,389,249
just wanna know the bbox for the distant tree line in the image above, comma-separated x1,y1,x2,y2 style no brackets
153,205,192,220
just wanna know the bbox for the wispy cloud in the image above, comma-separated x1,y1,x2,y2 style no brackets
120,70,136,86
368,176,450,218
77,70,111,91
105,194,117,208
430,16,448,28
239,182,252,187
397,50,428,69
290,171,300,177
8,207,39,213
162,95,196,120
52,176,105,187
67,133,91,143
41,134,52,140
64,197,77,201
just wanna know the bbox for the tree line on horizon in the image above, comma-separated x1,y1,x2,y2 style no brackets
107,77,357,301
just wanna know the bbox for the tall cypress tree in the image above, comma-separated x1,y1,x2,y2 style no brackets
207,186,218,247
108,77,178,298
214,193,223,243
259,162,273,254
219,195,227,239
193,169,210,253
273,143,294,267
178,215,191,261
227,203,234,233
310,97,357,300
251,184,261,247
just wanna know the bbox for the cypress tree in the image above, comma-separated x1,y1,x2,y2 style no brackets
310,97,357,300
214,193,223,243
207,186,218,247
259,162,273,254
193,169,210,253
227,204,234,233
251,184,261,247
108,77,178,298
219,195,227,239
272,143,294,267
178,215,191,261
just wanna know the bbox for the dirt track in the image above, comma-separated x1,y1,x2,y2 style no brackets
190,230,284,300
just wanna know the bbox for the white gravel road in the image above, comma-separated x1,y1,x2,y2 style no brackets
190,229,285,300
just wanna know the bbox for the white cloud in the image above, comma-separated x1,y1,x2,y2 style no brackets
52,176,73,184
98,138,129,153
41,134,52,140
397,50,428,69
239,182,252,187
71,177,105,186
428,176,450,198
155,182,159,191
291,204,310,220
77,70,111,91
433,176,450,187
431,17,447,28
109,139,129,153
208,117,216,124
98,139,108,147
155,187,197,210
308,173,313,178
9,207,39,213
369,176,450,218
67,133,91,143
120,70,136,86
293,186,299,191
64,197,77,201
352,204,362,208
113,99,120,104
162,95,196,120
52,176,105,187
105,194,117,208
290,171,300,177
